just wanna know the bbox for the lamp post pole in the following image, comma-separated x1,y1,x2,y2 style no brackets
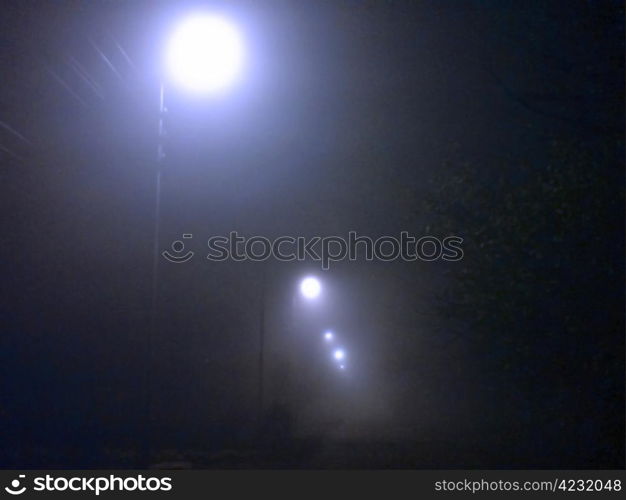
145,82,165,462
151,82,165,334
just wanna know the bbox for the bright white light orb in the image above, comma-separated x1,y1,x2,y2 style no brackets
166,14,244,93
324,331,333,341
334,349,345,361
300,277,321,299
339,364,345,370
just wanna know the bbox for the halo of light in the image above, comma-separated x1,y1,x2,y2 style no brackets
300,277,321,299
324,331,334,341
166,14,244,93
333,349,345,361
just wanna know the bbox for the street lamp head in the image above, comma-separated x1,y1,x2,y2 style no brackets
166,14,244,94
333,349,345,361
300,276,321,299
324,331,333,341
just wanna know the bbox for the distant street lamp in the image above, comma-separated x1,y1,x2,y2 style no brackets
324,331,334,342
300,276,322,299
333,349,346,361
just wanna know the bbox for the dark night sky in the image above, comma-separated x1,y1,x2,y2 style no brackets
0,0,623,468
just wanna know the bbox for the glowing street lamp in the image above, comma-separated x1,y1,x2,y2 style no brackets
333,349,346,361
300,276,321,299
324,331,334,342
165,14,244,94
